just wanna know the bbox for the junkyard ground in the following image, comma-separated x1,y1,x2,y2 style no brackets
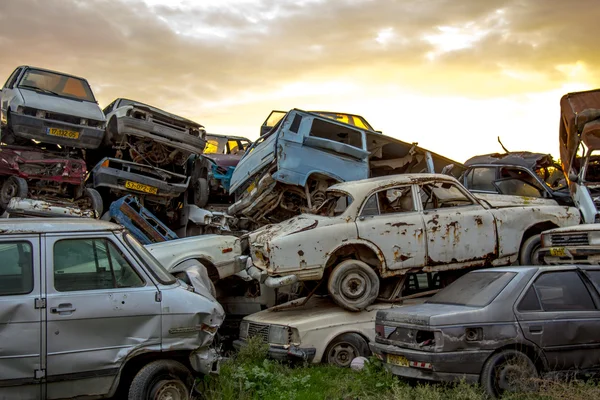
198,337,600,400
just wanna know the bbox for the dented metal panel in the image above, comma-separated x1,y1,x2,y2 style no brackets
7,197,97,219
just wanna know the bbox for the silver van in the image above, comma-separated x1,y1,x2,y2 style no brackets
0,218,224,400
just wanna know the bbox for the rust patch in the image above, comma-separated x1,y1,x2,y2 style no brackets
298,250,304,256
475,216,483,226
427,215,439,225
388,222,414,227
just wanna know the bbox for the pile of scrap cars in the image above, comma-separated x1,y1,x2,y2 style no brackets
2,65,600,399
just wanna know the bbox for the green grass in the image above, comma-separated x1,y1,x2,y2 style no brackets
198,337,600,400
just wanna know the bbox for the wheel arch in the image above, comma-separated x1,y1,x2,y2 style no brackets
325,240,386,273
519,221,559,248
317,329,372,364
482,342,547,375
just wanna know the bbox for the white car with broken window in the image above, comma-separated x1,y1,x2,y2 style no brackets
244,173,580,311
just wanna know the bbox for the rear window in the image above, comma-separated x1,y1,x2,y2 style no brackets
427,271,516,307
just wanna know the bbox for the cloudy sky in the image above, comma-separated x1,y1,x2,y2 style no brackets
0,0,597,162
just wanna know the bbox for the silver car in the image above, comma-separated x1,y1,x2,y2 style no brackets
371,266,600,398
0,218,224,400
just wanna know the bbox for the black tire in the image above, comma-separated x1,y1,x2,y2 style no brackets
480,349,538,398
324,333,370,367
327,259,379,311
193,177,209,208
0,176,28,209
128,360,193,400
83,187,103,217
519,234,542,265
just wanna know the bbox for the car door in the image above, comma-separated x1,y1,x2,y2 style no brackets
356,184,426,271
417,181,497,266
0,235,43,400
44,232,162,399
516,270,600,371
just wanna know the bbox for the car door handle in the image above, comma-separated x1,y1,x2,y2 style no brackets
50,303,76,314
529,325,543,333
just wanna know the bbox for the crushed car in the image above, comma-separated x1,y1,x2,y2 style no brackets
259,109,377,136
0,218,223,399
243,173,580,311
193,133,252,207
0,66,106,217
462,152,572,206
229,109,464,226
371,266,600,398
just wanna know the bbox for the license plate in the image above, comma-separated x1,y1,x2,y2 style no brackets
47,127,79,139
125,181,158,194
246,182,256,193
549,247,566,257
387,354,409,367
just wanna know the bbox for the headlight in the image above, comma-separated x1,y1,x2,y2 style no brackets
268,325,290,345
540,233,550,247
35,109,46,118
589,231,600,245
80,118,88,125
239,320,249,339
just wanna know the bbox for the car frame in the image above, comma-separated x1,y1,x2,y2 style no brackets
370,265,600,398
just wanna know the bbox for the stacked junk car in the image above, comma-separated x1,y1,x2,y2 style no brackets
3,64,600,400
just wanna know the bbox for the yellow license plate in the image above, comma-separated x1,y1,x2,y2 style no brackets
549,247,566,257
125,181,158,194
47,128,79,139
387,354,409,367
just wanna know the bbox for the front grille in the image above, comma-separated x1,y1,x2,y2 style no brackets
551,233,589,246
247,322,270,342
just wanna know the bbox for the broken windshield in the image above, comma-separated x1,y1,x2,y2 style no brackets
309,190,353,217
536,165,567,190
18,68,96,102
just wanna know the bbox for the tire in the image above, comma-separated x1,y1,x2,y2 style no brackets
327,259,380,311
324,333,370,367
0,176,28,209
128,360,193,400
519,234,542,265
480,349,538,398
193,177,209,208
83,187,104,217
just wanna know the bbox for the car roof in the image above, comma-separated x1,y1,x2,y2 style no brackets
329,173,459,193
0,218,122,234
205,133,252,141
468,265,600,274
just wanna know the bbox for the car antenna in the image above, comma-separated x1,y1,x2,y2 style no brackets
497,136,510,153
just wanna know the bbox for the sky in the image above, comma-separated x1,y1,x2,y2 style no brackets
0,0,598,162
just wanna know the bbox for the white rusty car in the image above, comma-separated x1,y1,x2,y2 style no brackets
244,173,580,311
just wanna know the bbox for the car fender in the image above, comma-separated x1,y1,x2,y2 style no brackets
325,239,387,272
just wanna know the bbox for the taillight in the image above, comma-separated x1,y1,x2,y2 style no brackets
375,323,385,337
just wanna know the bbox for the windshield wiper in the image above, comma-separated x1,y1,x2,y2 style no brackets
19,85,62,97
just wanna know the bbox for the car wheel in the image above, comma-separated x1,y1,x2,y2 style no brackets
327,259,379,311
82,187,104,217
324,333,370,367
193,177,209,208
519,234,542,265
128,360,193,400
480,349,538,398
0,176,28,209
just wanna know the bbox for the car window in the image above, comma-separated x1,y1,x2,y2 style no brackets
496,167,545,197
0,242,33,296
3,68,21,89
124,233,176,285
308,118,363,149
18,68,96,102
533,271,596,311
465,167,497,192
427,271,516,307
419,181,474,210
102,100,116,115
377,186,415,214
228,140,242,155
360,193,380,217
53,238,144,292
204,136,227,154
517,286,542,312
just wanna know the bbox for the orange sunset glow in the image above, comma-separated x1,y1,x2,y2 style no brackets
1,0,598,162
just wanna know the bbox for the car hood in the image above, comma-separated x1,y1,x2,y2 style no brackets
244,297,424,331
542,223,600,234
204,154,242,168
19,88,105,121
474,193,558,208
376,302,487,326
118,101,203,129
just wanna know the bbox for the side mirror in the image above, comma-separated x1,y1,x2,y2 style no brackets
568,172,579,183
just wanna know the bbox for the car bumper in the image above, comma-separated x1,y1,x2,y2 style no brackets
369,342,488,384
189,347,221,375
92,158,189,201
11,113,104,149
540,247,600,265
233,339,316,363
7,197,96,218
117,116,206,154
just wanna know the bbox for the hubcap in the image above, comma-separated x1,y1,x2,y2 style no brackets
340,271,369,299
328,342,358,367
1,181,17,205
151,380,188,400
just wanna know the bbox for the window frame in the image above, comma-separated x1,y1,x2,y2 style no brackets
464,166,499,193
528,270,598,312
0,240,34,296
3,68,22,90
418,181,476,210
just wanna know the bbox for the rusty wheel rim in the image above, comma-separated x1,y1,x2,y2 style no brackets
340,271,370,300
150,379,189,400
327,342,358,367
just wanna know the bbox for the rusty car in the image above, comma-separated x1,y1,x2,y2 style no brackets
371,265,600,398
539,224,600,265
228,109,464,227
0,218,223,399
0,66,106,149
243,173,580,311
462,152,572,206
